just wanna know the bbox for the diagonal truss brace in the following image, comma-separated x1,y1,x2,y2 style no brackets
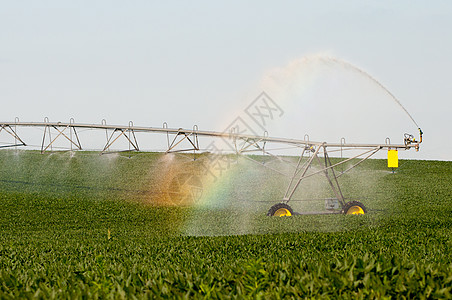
233,137,266,154
166,128,199,154
102,128,139,154
282,145,382,204
283,144,323,202
0,124,27,148
231,135,313,176
41,125,82,153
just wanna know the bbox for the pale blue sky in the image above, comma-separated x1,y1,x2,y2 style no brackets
1,1,451,160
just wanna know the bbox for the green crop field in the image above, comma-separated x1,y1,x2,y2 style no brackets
0,150,451,298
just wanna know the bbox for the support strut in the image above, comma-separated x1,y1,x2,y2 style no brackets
102,128,139,154
0,124,26,148
166,126,200,156
41,124,82,153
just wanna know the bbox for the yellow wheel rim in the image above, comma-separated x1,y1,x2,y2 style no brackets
274,208,292,217
346,205,365,215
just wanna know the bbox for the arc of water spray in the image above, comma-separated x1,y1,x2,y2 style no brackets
319,56,420,129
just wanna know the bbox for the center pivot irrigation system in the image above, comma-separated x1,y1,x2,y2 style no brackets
0,119,423,216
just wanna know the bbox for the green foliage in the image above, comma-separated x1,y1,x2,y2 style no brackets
0,150,451,298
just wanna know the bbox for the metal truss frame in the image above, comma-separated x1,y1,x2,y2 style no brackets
237,140,384,212
41,121,82,153
282,145,381,204
0,119,422,213
101,128,140,154
165,125,199,155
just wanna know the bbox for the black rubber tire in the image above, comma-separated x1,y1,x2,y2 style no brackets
341,201,367,215
267,203,294,217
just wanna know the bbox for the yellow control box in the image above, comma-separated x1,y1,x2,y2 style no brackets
388,149,398,168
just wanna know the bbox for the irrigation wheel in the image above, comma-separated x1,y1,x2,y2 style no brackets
342,201,367,215
267,203,294,217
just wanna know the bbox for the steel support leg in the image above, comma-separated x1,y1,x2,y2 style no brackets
314,147,345,206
